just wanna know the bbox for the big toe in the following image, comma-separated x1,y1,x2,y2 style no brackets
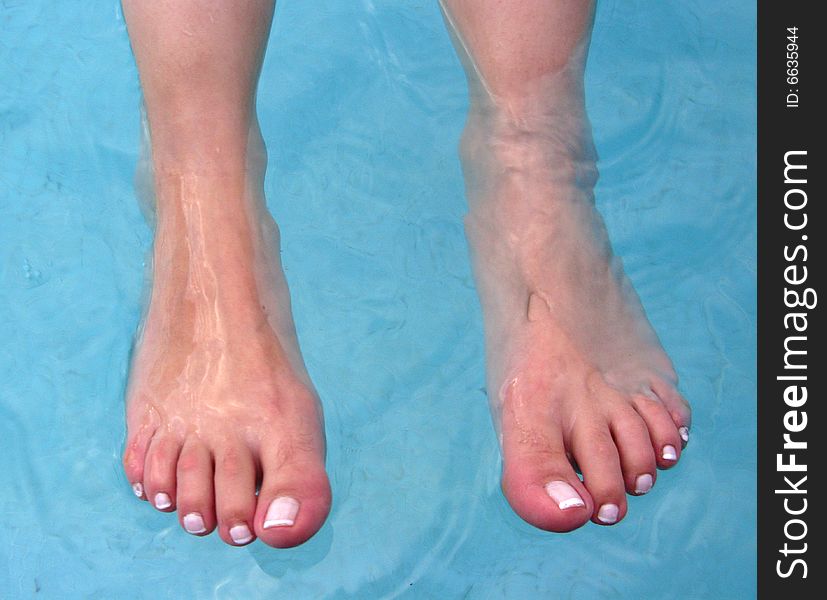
253,441,331,548
501,431,593,533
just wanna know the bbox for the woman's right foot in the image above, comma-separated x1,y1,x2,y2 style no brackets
122,140,330,548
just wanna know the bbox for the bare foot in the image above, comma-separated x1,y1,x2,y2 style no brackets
461,85,691,532
122,135,330,548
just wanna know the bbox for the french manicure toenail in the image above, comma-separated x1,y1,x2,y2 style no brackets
154,492,172,509
183,513,207,534
597,504,619,524
545,481,585,510
263,496,300,528
679,427,690,443
132,482,143,498
635,474,653,495
230,524,254,545
662,445,677,461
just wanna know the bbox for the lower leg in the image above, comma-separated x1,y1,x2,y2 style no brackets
441,0,691,531
121,0,330,548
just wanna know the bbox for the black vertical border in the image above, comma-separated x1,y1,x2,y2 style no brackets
757,1,822,597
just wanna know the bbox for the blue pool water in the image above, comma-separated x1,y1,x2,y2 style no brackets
0,1,756,598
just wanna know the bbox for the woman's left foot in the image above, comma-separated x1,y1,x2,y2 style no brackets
461,101,691,532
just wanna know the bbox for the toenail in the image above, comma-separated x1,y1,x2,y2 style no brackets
132,482,144,498
154,492,172,509
183,513,207,534
230,524,254,545
679,426,690,444
635,474,653,495
662,445,678,461
597,504,619,524
544,481,585,510
263,496,300,528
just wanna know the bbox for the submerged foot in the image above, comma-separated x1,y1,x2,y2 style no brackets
461,96,691,532
122,149,330,548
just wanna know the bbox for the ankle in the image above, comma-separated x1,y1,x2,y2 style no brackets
148,227,267,329
149,176,274,302
143,113,267,180
463,100,595,162
459,113,598,220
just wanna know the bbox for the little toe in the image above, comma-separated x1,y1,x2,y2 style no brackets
632,394,683,469
569,424,627,526
650,379,692,447
214,444,258,546
143,434,182,512
501,427,593,533
176,437,216,536
123,425,156,500
609,409,658,495
254,440,331,549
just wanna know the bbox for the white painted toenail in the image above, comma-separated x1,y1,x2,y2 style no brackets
679,427,690,444
545,481,585,510
183,513,207,534
154,492,172,509
662,445,678,461
635,474,653,495
263,496,300,528
597,504,619,524
132,482,143,498
230,524,254,545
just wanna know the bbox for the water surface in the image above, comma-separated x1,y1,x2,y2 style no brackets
0,1,756,597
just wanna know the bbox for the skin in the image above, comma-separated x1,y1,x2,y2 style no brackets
120,0,691,547
441,0,691,531
121,0,329,548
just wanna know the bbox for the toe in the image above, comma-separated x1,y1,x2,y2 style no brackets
176,437,216,536
214,444,257,546
650,379,692,447
501,425,593,533
609,408,657,495
123,426,155,501
254,439,331,548
632,393,683,469
143,434,182,512
569,423,627,526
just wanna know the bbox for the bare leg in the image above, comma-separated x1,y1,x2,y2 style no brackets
121,0,330,548
441,0,691,531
